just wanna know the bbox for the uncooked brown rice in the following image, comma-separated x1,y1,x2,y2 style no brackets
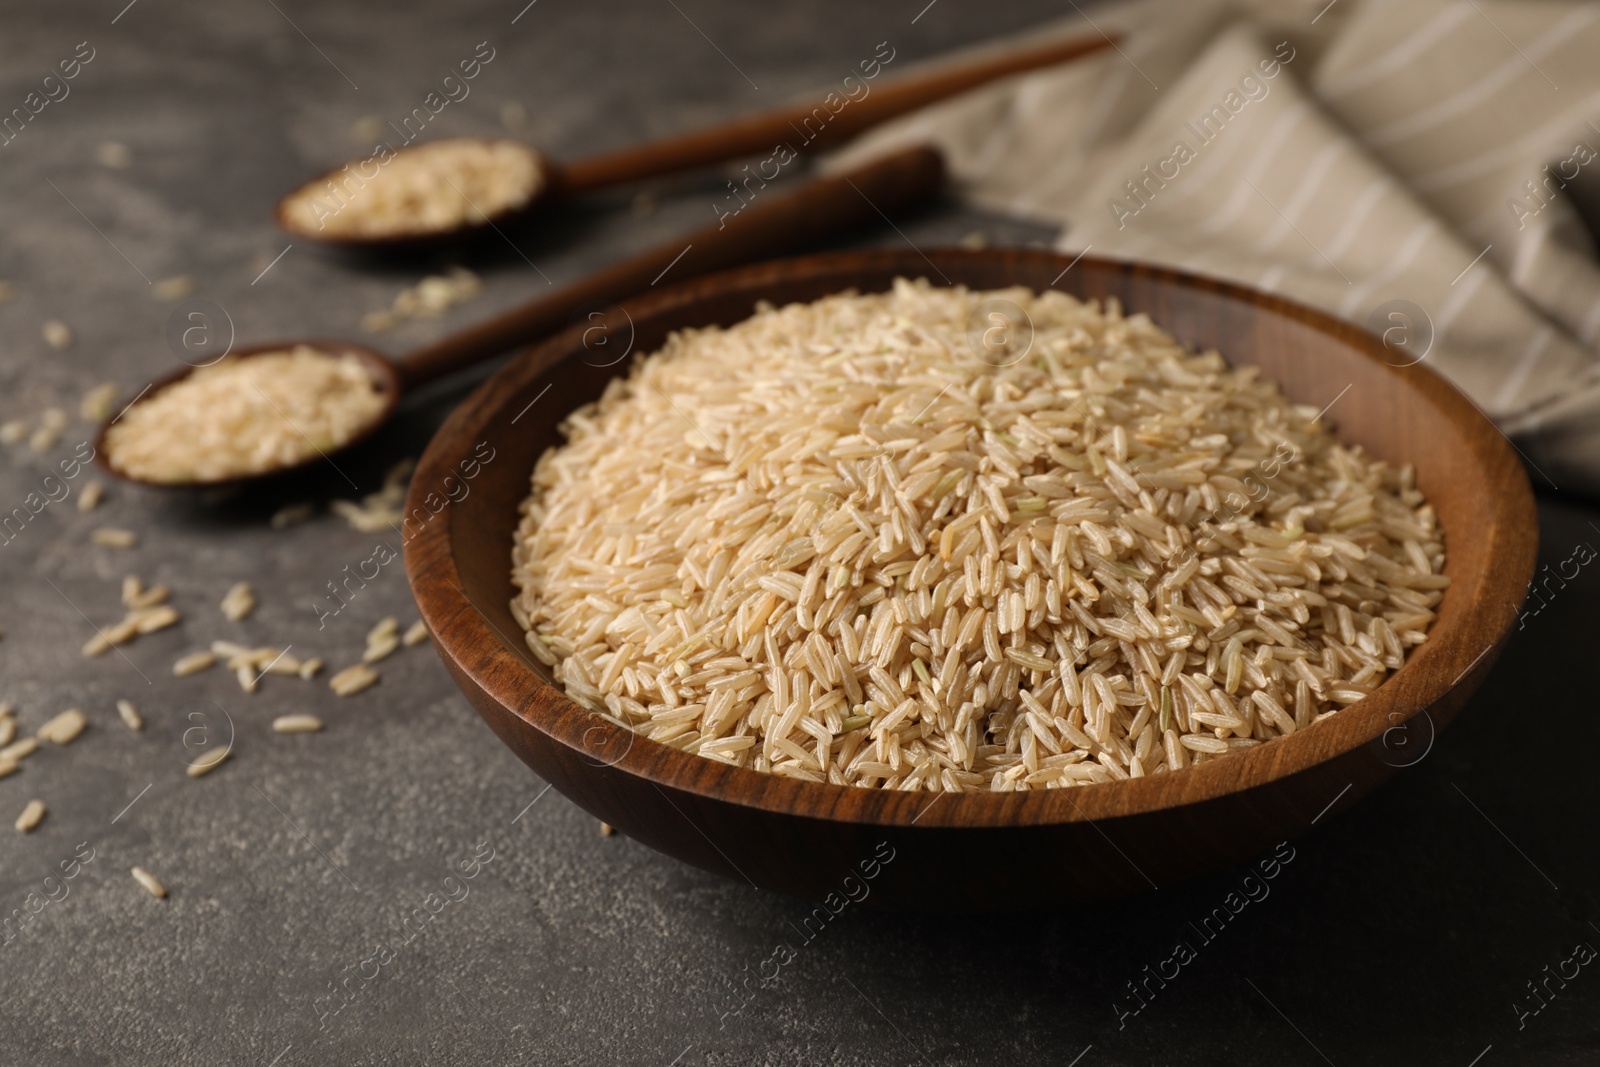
91,527,137,548
130,866,167,898
101,346,387,484
272,714,323,734
278,139,542,240
510,280,1447,793
221,582,256,621
42,320,72,350
15,799,45,833
116,699,144,731
37,709,86,745
1,737,39,763
172,651,216,677
329,663,379,696
187,747,229,777
76,480,104,511
80,381,119,421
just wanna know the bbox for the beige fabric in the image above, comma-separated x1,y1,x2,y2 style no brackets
833,0,1600,493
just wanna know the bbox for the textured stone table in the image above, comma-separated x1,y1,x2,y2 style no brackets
1,2,1596,1064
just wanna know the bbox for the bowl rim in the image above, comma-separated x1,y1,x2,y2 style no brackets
405,247,1537,829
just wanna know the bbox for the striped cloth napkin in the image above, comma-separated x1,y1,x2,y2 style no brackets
834,0,1600,494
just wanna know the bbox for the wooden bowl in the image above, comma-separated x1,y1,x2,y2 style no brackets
404,249,1536,912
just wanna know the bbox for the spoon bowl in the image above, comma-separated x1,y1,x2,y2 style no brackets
95,341,401,490
275,138,555,250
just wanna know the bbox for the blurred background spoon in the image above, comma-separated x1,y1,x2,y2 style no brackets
274,31,1114,248
104,145,946,489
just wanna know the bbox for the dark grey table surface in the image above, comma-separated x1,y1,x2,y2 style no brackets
1,2,1595,1064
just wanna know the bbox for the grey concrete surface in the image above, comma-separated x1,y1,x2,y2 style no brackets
0,2,1596,1064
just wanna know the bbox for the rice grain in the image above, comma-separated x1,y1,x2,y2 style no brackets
91,527,138,548
131,866,167,898
187,747,230,777
173,651,216,676
15,799,45,833
272,714,323,733
221,582,256,621
37,709,87,745
329,664,378,696
0,738,39,762
116,699,144,731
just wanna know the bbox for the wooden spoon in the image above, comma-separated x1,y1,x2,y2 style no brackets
275,31,1115,247
100,145,945,488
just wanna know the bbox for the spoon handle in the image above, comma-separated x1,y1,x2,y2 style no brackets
554,31,1113,194
395,144,945,391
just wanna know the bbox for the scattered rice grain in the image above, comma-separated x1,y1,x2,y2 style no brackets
80,382,120,421
15,799,45,833
330,663,379,696
187,747,230,777
172,650,216,676
221,582,256,621
272,714,323,734
116,699,144,731
91,527,138,548
1,737,39,762
37,709,87,745
131,866,167,898
77,480,105,511
42,320,72,350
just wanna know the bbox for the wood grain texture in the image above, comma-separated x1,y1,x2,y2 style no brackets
404,249,1537,912
554,32,1116,192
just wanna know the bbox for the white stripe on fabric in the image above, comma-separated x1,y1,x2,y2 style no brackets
1510,221,1551,287
1578,289,1600,344
1199,101,1316,234
1434,268,1490,339
1320,177,1392,263
1414,89,1600,191
1256,141,1350,252
1019,57,1129,216
1157,85,1298,210
1365,7,1599,149
1493,325,1555,411
1321,2,1475,99
1337,221,1437,317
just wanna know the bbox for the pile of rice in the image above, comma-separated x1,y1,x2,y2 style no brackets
104,346,386,483
280,139,542,239
510,280,1447,793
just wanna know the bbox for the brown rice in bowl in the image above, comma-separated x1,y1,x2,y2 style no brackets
510,279,1446,794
